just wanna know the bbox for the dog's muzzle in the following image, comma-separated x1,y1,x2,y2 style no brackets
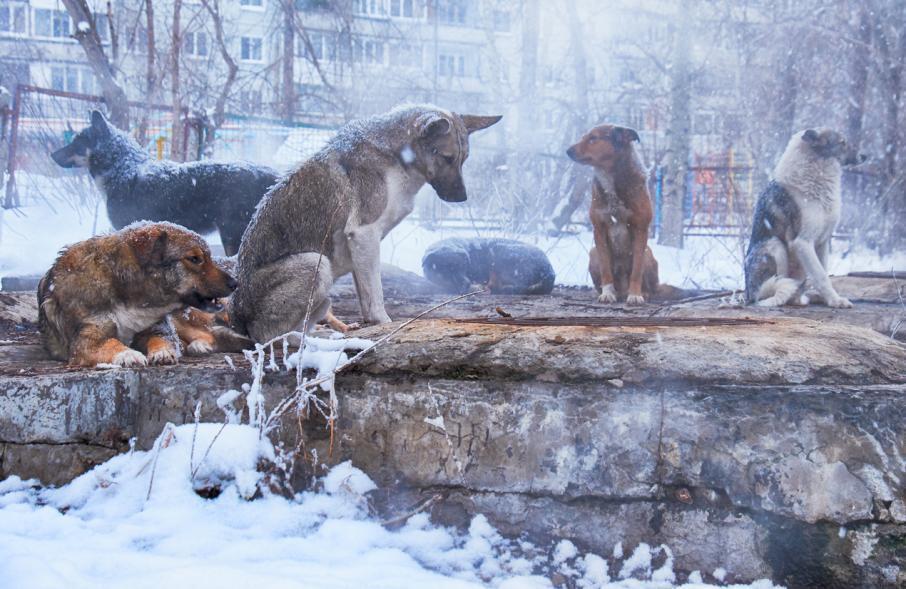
51,144,80,168
433,179,468,203
843,153,868,166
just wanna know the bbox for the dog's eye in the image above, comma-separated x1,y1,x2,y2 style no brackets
587,137,597,144
444,155,456,164
432,147,439,155
186,255,203,265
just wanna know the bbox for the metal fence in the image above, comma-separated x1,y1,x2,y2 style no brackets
0,86,336,211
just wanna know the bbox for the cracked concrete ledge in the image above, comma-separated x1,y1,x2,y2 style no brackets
1,317,905,587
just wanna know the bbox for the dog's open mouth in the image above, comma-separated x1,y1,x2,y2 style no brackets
183,292,224,313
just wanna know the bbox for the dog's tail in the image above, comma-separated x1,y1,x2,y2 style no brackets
36,269,69,361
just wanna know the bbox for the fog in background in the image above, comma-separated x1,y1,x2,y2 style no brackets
1,0,905,281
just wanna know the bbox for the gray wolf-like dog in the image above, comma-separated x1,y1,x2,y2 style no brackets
231,105,501,342
744,128,865,308
422,237,555,295
51,110,278,255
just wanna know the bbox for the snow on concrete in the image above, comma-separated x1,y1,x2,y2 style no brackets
0,422,783,589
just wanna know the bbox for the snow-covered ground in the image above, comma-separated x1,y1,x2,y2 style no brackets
0,422,781,589
4,184,906,290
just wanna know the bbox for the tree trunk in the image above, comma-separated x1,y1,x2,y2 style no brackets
200,0,240,158
511,0,539,231
170,0,183,162
282,0,296,121
845,6,871,151
137,0,156,146
660,0,692,248
60,0,130,129
549,0,590,230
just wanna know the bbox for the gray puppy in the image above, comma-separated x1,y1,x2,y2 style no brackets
231,105,501,342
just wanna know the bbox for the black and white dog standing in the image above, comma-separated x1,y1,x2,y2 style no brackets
744,129,865,308
51,111,278,255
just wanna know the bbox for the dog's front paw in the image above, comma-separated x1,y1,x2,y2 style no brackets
111,349,148,368
597,284,617,304
626,293,646,306
186,339,215,356
756,297,781,308
365,313,392,325
827,295,853,309
148,345,179,365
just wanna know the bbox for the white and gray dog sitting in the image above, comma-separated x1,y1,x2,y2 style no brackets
745,128,865,308
231,105,501,342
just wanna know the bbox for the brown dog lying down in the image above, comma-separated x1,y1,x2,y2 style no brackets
37,222,237,367
567,124,665,304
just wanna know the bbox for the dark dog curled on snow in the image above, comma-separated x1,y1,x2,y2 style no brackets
422,238,555,295
745,128,866,308
50,111,278,256
38,222,237,368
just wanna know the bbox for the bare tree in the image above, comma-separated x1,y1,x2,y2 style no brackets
198,0,240,156
280,0,296,121
61,0,130,128
660,0,693,248
170,0,184,161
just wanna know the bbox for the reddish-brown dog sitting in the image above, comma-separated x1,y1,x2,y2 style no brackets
38,222,237,367
567,124,659,304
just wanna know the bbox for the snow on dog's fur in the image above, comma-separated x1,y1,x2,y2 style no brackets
230,105,501,342
744,128,866,308
51,111,279,256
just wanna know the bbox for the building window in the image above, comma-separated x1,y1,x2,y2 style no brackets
184,31,209,57
353,38,384,65
353,0,386,17
240,0,264,8
241,37,263,61
437,0,466,25
298,30,336,61
35,9,71,39
295,82,331,114
95,13,109,42
0,3,27,35
438,53,465,77
389,42,421,68
492,9,509,32
390,0,418,18
51,65,95,94
240,89,262,113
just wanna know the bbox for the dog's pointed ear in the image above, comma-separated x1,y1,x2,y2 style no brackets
460,114,502,135
90,110,111,138
419,113,451,139
613,126,641,145
131,228,170,267
802,129,820,144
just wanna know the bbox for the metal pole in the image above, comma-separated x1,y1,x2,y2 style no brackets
4,84,22,209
